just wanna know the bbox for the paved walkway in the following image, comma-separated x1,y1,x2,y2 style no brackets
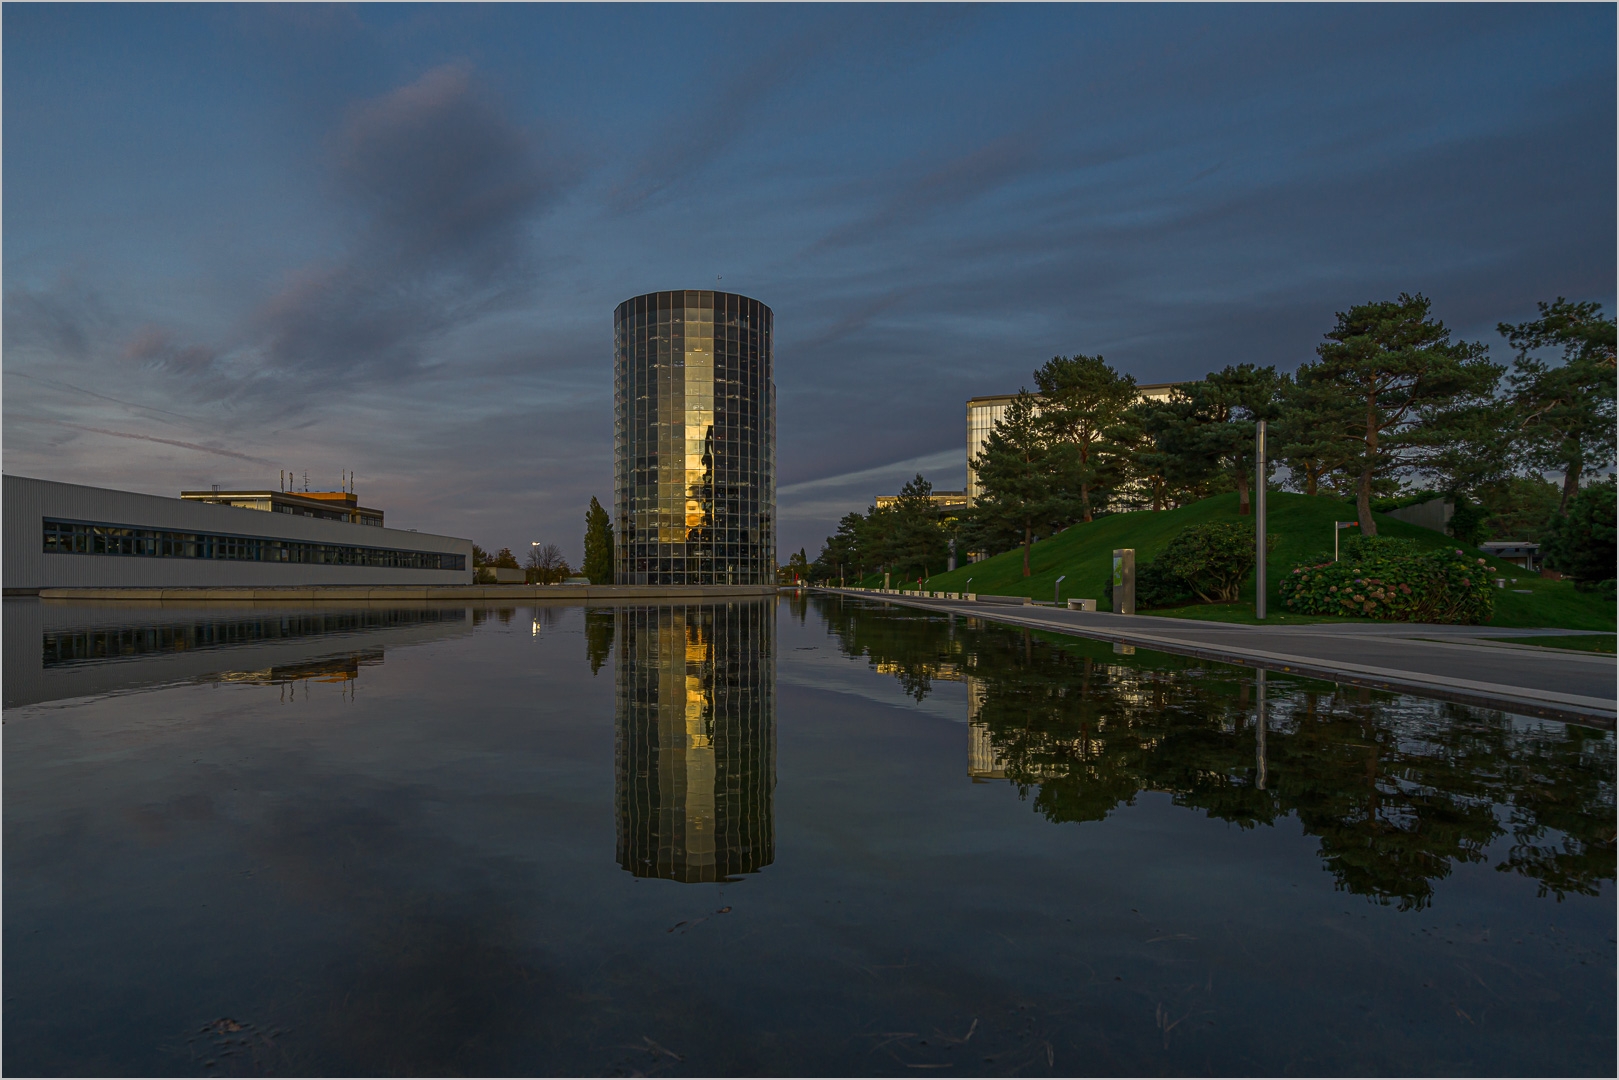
820,589,1616,727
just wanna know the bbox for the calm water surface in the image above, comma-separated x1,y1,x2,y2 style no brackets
4,595,1613,1076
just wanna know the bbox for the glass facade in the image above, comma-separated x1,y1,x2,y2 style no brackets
615,602,775,882
965,383,1181,505
614,290,775,586
42,518,465,571
965,395,1017,506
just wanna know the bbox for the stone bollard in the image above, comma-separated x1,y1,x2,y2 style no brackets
965,593,977,601
1067,598,1096,611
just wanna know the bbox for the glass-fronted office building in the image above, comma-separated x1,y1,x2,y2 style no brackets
965,382,1184,505
614,291,775,585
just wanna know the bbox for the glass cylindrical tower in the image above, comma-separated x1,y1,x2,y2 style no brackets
614,290,775,585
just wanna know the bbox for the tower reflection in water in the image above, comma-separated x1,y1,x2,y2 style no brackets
615,602,775,882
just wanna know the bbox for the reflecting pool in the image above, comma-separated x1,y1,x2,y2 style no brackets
4,595,1613,1076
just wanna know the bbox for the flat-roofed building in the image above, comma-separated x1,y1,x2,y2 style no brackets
965,382,1184,505
3,475,471,592
180,488,384,527
873,490,968,511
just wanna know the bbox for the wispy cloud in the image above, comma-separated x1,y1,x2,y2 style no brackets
18,417,273,465
777,448,965,529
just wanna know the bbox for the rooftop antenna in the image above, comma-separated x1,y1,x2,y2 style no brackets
303,470,309,493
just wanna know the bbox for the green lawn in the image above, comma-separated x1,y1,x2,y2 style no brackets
852,491,1614,631
1485,634,1616,653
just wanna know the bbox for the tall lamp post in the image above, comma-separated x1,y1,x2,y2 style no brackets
1054,574,1067,607
1255,420,1267,620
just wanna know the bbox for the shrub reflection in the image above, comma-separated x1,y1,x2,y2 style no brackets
818,597,1615,910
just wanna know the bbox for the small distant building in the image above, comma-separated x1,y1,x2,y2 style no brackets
874,490,968,511
966,382,1184,505
1480,541,1540,571
180,488,384,527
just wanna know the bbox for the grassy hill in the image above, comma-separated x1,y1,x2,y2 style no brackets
856,491,1613,631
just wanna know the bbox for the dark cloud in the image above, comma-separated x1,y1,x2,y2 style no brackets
608,32,836,212
1,277,110,364
240,64,563,387
121,324,220,375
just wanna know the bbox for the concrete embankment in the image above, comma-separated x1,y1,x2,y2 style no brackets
34,584,779,602
818,587,1616,727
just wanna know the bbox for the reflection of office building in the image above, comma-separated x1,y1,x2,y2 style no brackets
613,291,776,586
965,384,1182,505
5,602,471,709
616,602,775,882
966,676,1007,781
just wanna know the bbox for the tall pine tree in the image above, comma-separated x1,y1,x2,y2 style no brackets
582,496,614,584
1298,294,1501,536
1032,354,1137,522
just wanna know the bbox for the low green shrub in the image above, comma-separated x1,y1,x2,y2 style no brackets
1280,547,1496,624
1340,534,1419,560
1446,497,1490,547
1105,523,1270,609
1542,477,1616,592
1136,558,1195,607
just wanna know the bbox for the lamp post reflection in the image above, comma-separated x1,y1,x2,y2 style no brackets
615,602,776,882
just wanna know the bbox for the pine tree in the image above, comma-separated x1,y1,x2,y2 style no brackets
583,497,614,584
1032,354,1137,522
1499,299,1617,515
1299,293,1501,536
970,392,1080,576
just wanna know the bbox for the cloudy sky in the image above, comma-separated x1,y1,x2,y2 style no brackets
4,3,1613,561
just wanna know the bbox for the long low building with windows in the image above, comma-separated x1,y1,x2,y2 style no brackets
3,475,472,592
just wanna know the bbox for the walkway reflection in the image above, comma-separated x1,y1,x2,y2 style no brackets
615,602,775,883
818,596,1615,911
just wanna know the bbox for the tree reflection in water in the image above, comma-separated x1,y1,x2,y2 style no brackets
817,597,1614,911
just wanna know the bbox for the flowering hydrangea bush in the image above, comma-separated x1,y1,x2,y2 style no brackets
1279,548,1495,624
